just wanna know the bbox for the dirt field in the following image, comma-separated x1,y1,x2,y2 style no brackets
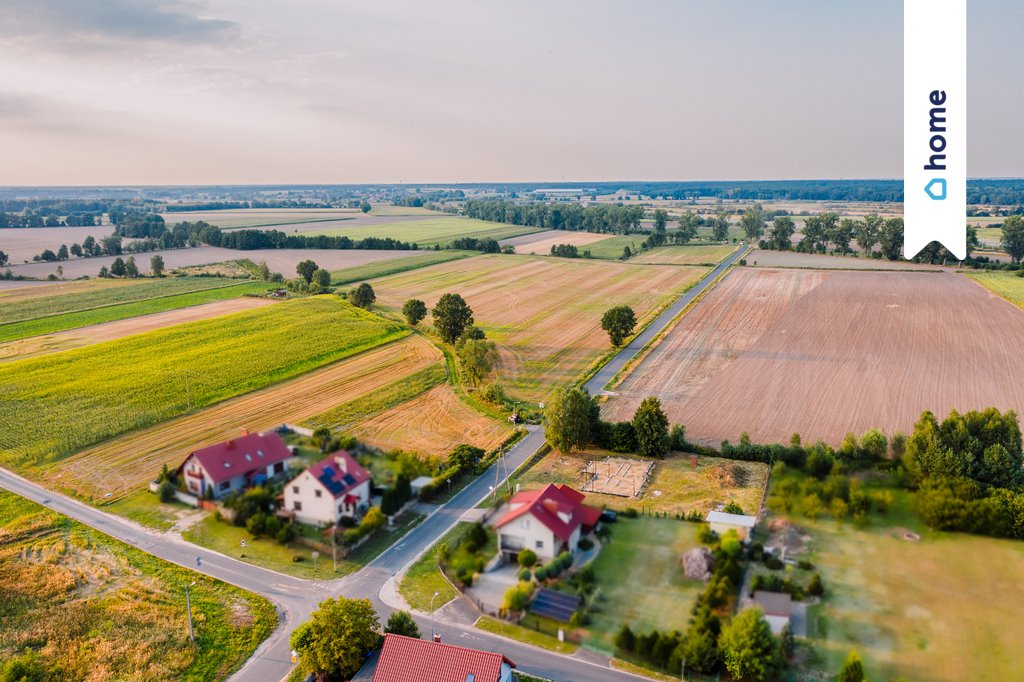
0,225,117,263
0,297,275,362
747,249,943,270
581,456,654,497
604,267,1024,445
631,244,736,265
498,230,613,255
369,255,707,402
349,384,510,457
44,336,441,499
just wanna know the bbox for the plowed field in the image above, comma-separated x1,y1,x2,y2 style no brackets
604,268,1024,445
499,230,613,255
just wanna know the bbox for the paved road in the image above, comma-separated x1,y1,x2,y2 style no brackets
0,246,747,682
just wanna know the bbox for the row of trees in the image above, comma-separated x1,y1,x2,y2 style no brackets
462,200,646,233
545,387,675,460
0,210,100,227
97,254,165,278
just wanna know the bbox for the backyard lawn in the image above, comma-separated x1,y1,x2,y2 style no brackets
583,516,704,653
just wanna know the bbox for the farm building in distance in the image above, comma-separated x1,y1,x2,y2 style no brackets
706,510,757,541
283,451,371,526
178,431,292,500
367,633,516,682
493,483,601,561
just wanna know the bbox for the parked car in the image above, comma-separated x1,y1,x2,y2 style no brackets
600,509,617,523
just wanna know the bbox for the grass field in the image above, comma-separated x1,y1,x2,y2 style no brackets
582,235,650,260
0,276,133,302
329,250,473,285
774,494,1024,681
398,524,464,611
0,296,406,471
370,254,708,402
630,244,736,266
512,449,767,516
47,336,438,499
0,279,271,343
317,217,542,246
0,491,275,681
966,270,1024,309
583,517,703,652
476,616,578,654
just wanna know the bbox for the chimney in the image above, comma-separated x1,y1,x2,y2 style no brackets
433,634,441,643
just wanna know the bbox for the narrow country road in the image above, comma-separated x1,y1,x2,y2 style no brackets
0,244,748,682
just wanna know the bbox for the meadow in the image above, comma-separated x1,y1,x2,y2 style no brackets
0,491,275,681
370,254,708,402
582,235,651,260
329,249,472,285
316,216,542,246
0,296,406,470
966,270,1024,309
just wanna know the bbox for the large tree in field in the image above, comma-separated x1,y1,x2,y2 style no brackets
432,293,475,344
457,338,499,386
877,217,905,260
290,597,379,681
718,607,782,682
767,216,795,250
296,259,319,284
402,298,427,326
652,209,668,231
150,254,165,277
833,218,856,254
676,212,700,244
349,282,375,308
739,206,765,241
544,387,593,453
601,305,637,347
857,214,883,255
712,212,730,241
1001,215,1024,263
633,397,670,459
0,250,7,267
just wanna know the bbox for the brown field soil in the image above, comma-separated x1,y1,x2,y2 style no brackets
604,267,1024,445
370,255,707,402
631,244,737,265
747,249,943,270
499,230,613,255
0,277,132,300
349,384,510,457
0,225,117,263
44,336,442,499
0,297,276,362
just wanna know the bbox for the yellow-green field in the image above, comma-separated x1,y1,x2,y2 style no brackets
317,216,542,246
0,491,275,680
630,243,737,266
0,296,406,468
966,270,1024,309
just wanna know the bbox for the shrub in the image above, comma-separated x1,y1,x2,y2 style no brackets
797,559,814,571
246,512,267,538
807,573,825,597
623,507,639,518
264,515,282,538
698,526,717,544
534,566,549,581
275,523,296,545
502,582,533,611
157,478,177,503
341,528,363,546
517,548,537,568
764,556,784,571
577,537,594,551
360,507,386,534
518,568,532,582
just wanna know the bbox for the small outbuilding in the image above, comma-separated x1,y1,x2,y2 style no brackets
752,590,792,634
706,510,757,541
410,476,435,497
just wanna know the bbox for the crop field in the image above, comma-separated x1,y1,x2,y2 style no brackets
967,270,1024,309
370,255,708,402
604,267,1024,445
348,384,511,457
0,296,406,470
747,249,942,270
0,490,275,680
776,501,1024,681
582,235,653,260
0,279,271,343
329,249,472,285
630,244,736,265
40,335,436,499
0,297,276,363
159,207,361,228
513,449,766,516
316,216,542,246
498,229,614,255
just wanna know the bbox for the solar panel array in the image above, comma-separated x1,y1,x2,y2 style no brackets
529,588,580,623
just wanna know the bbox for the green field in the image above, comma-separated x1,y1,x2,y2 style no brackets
966,270,1024,309
0,296,406,468
0,490,275,681
0,280,271,342
316,217,543,246
584,517,703,653
329,250,474,285
583,235,651,260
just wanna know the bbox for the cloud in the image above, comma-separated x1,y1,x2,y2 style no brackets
0,0,239,49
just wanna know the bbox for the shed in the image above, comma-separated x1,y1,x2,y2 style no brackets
706,510,757,541
411,476,434,496
752,590,792,634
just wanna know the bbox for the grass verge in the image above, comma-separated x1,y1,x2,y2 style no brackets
476,616,578,654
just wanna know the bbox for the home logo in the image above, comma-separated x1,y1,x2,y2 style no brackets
923,90,949,202
925,178,946,201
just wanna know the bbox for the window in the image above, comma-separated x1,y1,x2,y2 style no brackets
292,486,299,494
315,489,322,498
535,540,543,549
293,501,302,511
520,518,530,529
219,481,230,491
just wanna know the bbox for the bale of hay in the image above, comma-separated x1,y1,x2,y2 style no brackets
681,547,715,581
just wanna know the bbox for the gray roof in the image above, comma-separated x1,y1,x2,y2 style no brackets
753,591,792,618
706,510,757,528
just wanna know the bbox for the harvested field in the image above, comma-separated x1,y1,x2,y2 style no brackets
0,279,56,290
370,255,707,402
604,267,1024,445
46,336,440,499
498,230,613,255
315,217,541,246
349,384,510,457
0,225,117,263
631,244,737,265
159,207,360,228
746,249,942,270
0,296,275,362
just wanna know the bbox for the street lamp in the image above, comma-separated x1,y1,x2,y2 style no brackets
185,581,197,644
429,591,440,640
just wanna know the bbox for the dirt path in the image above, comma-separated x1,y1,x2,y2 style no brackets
0,297,276,362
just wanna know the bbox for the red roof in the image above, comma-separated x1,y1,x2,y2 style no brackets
372,634,514,682
494,484,601,542
185,432,291,484
307,451,370,499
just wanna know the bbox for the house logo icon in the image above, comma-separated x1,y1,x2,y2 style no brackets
925,178,947,200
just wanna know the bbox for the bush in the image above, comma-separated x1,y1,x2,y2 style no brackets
275,523,296,545
517,548,537,568
502,582,533,611
797,559,814,570
698,526,717,544
518,568,532,582
764,556,784,570
623,507,639,518
534,566,549,582
264,515,282,538
577,537,594,551
246,512,267,538
157,478,177,503
807,573,824,597
341,528,363,546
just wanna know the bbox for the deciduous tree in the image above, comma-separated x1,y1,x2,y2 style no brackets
432,293,474,344
544,387,593,453
384,610,421,639
712,212,730,241
633,397,670,459
150,254,165,277
767,216,795,250
601,305,636,347
739,206,765,240
1001,215,1024,263
349,282,376,308
290,597,379,681
719,607,782,682
313,268,332,289
296,259,319,284
457,338,499,386
402,298,427,326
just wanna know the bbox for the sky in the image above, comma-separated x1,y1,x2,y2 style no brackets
0,0,1019,185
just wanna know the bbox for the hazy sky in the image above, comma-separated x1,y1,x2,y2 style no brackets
0,0,1019,185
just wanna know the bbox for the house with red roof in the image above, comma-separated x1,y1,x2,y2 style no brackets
370,633,516,682
283,450,371,526
179,431,293,500
493,483,602,562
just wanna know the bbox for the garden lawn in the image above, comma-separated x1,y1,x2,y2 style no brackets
104,488,196,532
0,491,275,681
512,449,767,517
476,616,578,654
0,295,406,468
398,522,490,611
317,217,543,246
584,517,703,653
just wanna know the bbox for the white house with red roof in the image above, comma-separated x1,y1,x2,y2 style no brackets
283,450,371,526
369,633,516,682
179,431,292,500
493,483,602,561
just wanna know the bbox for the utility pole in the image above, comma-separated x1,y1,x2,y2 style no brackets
331,525,337,574
185,581,196,644
429,591,440,640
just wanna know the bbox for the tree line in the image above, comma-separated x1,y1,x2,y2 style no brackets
462,200,645,233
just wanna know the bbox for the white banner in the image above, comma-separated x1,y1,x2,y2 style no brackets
904,0,966,260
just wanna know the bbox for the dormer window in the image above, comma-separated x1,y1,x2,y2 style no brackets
223,462,231,469
245,454,252,462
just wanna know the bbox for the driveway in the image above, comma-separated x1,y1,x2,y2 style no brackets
468,562,520,615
